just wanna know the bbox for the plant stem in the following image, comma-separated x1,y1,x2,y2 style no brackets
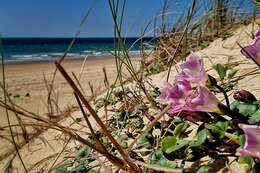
215,84,230,109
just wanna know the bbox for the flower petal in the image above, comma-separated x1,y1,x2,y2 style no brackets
159,80,192,105
238,124,260,159
177,54,208,84
241,35,260,65
189,87,221,113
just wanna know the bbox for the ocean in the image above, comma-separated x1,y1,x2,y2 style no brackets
1,37,154,63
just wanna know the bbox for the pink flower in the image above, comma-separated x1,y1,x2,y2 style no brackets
160,81,221,114
241,30,260,65
177,54,208,84
159,80,192,105
159,54,222,115
188,87,221,114
238,124,260,159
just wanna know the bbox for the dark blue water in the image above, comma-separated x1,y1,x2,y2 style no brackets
1,37,154,63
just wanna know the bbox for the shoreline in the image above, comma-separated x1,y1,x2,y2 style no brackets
4,55,115,65
3,53,141,65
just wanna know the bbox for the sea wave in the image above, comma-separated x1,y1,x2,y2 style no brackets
5,49,154,63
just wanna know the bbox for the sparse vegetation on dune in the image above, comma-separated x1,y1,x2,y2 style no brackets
1,0,260,173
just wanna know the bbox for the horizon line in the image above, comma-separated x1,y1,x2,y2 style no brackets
2,36,155,39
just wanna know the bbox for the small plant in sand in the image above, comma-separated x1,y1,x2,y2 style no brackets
147,30,260,172
53,29,260,172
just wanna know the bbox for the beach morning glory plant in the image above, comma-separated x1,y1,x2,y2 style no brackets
160,82,222,114
241,29,260,66
239,124,260,159
160,54,222,115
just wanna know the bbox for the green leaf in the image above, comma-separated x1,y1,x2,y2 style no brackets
206,125,224,139
248,109,260,124
162,136,189,154
205,121,228,139
227,69,238,79
238,156,254,168
137,133,153,148
76,147,90,160
213,64,227,80
172,122,187,137
196,165,212,173
162,136,177,153
237,103,258,116
231,101,258,116
189,129,207,147
100,136,112,149
216,121,228,131
222,81,237,92
149,150,177,168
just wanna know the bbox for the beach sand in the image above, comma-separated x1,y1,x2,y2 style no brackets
0,55,141,172
2,57,114,112
1,55,141,116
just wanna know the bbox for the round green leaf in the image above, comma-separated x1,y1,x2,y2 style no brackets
162,136,189,154
190,129,207,147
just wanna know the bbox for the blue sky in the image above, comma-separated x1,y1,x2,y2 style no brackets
0,0,255,38
0,0,190,37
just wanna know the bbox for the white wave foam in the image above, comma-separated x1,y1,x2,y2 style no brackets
7,49,154,63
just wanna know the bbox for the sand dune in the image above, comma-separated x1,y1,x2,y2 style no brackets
0,21,260,172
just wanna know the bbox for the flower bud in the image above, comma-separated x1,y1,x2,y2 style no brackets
233,90,257,103
206,75,217,87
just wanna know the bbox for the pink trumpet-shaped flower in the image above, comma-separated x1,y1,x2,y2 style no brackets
159,80,192,105
241,30,260,65
160,81,221,114
188,86,222,114
238,124,260,159
177,54,208,84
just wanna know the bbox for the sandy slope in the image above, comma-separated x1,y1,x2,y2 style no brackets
151,21,260,99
